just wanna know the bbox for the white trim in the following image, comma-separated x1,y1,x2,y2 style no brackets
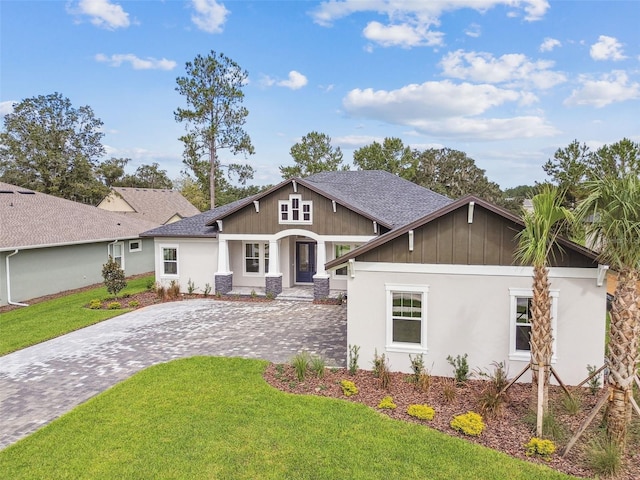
468,201,475,223
219,232,374,243
242,241,265,276
128,239,142,252
159,243,179,277
597,264,609,286
278,194,312,225
253,200,260,213
332,243,361,278
408,230,414,252
1,236,142,252
508,288,558,363
354,261,598,279
385,284,429,354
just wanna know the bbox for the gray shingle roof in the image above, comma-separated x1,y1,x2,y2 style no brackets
0,182,159,250
101,187,200,224
141,171,452,238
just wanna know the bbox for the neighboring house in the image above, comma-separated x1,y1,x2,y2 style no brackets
141,171,452,298
325,195,608,386
0,182,159,306
97,187,200,225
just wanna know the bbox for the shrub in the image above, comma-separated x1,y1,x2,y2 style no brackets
372,349,391,390
310,355,326,378
203,283,212,297
407,404,435,421
378,396,397,410
523,410,566,442
586,364,602,395
155,283,167,301
587,437,622,477
250,289,257,298
447,353,470,385
561,393,581,415
340,379,358,397
450,411,485,436
442,379,457,403
102,256,127,298
476,361,509,418
187,278,197,294
525,438,556,460
88,299,102,309
168,280,180,299
108,301,122,310
145,277,155,291
128,300,140,308
409,353,425,384
417,372,432,393
291,352,311,381
348,344,360,375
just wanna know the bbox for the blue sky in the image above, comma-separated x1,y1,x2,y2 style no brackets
1,0,639,189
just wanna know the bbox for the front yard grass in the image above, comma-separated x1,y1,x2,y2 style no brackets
0,276,153,356
0,357,577,480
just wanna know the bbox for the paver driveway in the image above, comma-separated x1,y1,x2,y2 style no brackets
0,299,347,450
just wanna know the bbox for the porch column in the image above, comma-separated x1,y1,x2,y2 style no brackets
313,240,330,300
214,238,233,294
265,239,282,297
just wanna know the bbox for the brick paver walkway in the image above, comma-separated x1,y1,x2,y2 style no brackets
0,299,347,449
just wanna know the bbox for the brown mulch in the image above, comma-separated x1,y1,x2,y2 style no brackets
264,364,640,479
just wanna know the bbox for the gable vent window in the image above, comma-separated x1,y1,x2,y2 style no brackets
278,194,312,224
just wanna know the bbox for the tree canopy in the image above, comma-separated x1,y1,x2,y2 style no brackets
0,92,108,204
279,131,347,179
175,51,255,208
352,137,414,178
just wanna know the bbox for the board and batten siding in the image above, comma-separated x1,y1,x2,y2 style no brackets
354,204,596,268
221,184,377,236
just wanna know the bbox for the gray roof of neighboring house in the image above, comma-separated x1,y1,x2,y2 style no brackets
141,171,452,238
0,182,160,250
105,187,200,224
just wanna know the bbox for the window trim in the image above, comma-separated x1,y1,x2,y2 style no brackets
109,242,125,270
508,288,558,362
385,284,429,353
278,194,312,225
332,243,360,278
160,244,179,277
242,242,270,276
129,239,142,253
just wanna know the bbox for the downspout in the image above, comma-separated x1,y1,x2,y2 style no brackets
6,249,29,307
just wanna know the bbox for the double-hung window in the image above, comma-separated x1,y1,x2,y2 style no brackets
244,242,269,275
279,194,312,224
162,246,178,276
509,288,558,361
386,285,429,352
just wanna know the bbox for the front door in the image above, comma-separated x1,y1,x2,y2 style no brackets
295,242,316,283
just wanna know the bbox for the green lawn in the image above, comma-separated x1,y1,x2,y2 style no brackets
0,357,577,480
0,276,153,356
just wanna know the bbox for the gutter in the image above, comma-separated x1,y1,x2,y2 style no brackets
6,250,29,307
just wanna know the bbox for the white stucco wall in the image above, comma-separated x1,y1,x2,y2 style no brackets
346,262,607,386
154,238,218,294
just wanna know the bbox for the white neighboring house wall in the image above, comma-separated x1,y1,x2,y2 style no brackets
154,237,218,293
0,238,154,306
345,262,606,386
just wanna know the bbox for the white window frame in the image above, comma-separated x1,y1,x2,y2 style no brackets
278,194,312,224
385,284,429,353
509,288,558,362
242,242,270,276
109,242,125,270
129,239,142,252
332,244,360,277
160,244,179,277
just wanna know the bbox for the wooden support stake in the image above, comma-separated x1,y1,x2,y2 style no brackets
536,364,545,437
499,363,530,396
562,390,610,458
549,365,572,399
575,364,606,388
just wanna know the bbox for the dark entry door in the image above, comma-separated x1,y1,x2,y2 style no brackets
296,242,316,283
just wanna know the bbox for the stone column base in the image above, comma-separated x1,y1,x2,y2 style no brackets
313,275,330,300
265,274,283,297
214,273,233,295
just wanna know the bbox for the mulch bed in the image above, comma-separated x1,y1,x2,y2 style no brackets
263,364,640,479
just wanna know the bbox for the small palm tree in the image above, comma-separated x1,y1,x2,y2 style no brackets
515,185,574,414
576,173,640,448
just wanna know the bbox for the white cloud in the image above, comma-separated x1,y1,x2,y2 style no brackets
333,134,382,148
191,0,229,33
465,23,481,38
0,100,15,116
590,35,626,61
342,80,558,140
95,53,177,70
564,71,640,108
440,50,566,89
72,0,130,29
539,37,561,52
363,21,444,48
261,71,308,90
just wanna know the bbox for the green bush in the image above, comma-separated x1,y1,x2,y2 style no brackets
340,379,358,397
88,299,102,310
102,256,127,298
587,437,622,477
446,353,470,385
377,396,397,410
291,352,311,381
407,404,435,421
310,355,326,378
348,344,360,375
187,278,197,294
372,349,391,390
450,411,484,436
108,302,122,310
203,283,212,297
128,300,140,308
525,437,556,460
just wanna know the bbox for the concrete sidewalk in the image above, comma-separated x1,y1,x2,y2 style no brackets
0,299,346,449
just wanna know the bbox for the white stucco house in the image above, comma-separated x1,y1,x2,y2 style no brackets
0,182,159,306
